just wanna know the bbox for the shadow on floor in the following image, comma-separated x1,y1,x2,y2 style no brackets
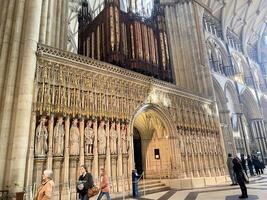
225,195,259,200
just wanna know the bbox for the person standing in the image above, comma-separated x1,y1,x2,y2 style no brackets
77,165,94,200
97,168,111,200
241,154,247,176
247,155,254,176
35,170,54,200
252,155,260,175
233,157,248,199
227,153,237,185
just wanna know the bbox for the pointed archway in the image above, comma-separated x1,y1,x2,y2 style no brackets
129,103,177,179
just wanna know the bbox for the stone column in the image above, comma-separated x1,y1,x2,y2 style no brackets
4,0,42,193
259,121,267,156
111,158,117,192
46,0,55,46
93,119,99,180
39,0,49,44
61,116,70,200
0,0,9,50
53,158,62,200
47,115,54,170
164,5,181,86
0,0,25,187
50,0,58,47
257,120,267,156
0,0,16,108
163,1,212,96
254,120,267,157
191,133,199,178
25,113,37,200
55,0,62,48
79,118,85,165
69,158,77,200
105,120,111,177
127,124,134,187
60,0,68,50
35,159,45,189
237,114,250,155
117,122,123,192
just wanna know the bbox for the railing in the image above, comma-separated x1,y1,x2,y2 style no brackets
210,61,236,77
136,171,145,197
259,83,267,92
223,66,236,77
0,190,9,200
244,76,254,87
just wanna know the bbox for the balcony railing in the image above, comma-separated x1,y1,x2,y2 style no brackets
244,76,254,87
0,190,9,200
223,66,236,77
210,60,235,77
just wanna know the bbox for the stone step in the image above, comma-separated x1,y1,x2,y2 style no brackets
139,185,170,196
138,179,161,186
139,182,166,190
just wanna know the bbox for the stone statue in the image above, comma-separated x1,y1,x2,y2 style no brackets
109,122,117,154
121,124,128,154
53,117,65,156
84,120,94,155
35,117,48,156
98,120,106,154
70,119,80,155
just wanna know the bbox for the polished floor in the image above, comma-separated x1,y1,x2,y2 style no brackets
122,174,267,200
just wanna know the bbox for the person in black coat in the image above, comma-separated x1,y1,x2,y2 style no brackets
247,155,254,176
77,165,94,200
240,154,247,176
233,157,248,199
252,155,261,175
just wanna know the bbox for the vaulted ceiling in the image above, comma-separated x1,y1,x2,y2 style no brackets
202,0,267,51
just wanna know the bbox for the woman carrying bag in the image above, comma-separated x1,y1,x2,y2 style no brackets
77,165,94,200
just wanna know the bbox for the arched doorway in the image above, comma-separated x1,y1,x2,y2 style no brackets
130,104,176,179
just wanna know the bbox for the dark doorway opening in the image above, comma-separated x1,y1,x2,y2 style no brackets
133,128,143,175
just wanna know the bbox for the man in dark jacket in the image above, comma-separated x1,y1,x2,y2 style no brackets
247,155,254,176
233,157,248,199
252,155,261,175
77,165,94,200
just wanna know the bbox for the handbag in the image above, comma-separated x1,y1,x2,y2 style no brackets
87,185,99,198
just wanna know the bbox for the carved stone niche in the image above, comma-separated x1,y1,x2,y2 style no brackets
85,158,93,173
111,158,118,192
111,154,118,159
98,158,105,174
52,156,64,164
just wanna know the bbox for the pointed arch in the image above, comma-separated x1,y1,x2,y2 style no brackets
239,88,261,119
212,77,227,111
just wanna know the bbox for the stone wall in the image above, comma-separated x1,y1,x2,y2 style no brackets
23,44,227,199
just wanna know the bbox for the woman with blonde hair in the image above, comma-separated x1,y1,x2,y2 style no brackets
97,168,111,200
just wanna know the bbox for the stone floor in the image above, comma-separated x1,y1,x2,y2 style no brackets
124,174,267,200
